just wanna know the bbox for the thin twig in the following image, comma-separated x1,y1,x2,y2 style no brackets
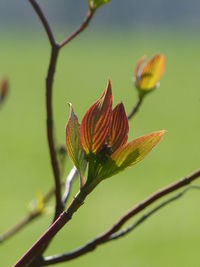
62,167,78,205
128,97,143,120
14,3,97,265
39,169,200,265
59,10,95,48
14,189,88,267
0,212,41,244
0,147,67,245
46,45,64,219
109,185,200,241
29,0,56,46
29,0,63,220
29,0,96,222
0,179,67,245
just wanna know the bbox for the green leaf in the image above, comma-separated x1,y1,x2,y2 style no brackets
88,0,111,10
96,130,166,180
65,104,87,177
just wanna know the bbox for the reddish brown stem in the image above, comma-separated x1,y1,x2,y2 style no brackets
14,2,96,265
109,185,200,241
29,0,63,220
29,0,95,222
128,96,143,120
29,0,55,46
0,175,67,245
14,190,87,267
59,10,95,48
46,45,63,219
39,169,200,265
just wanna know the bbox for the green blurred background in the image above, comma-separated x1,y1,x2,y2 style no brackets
0,1,200,267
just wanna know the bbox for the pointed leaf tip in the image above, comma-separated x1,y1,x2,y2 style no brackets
80,82,112,154
67,102,73,115
107,79,112,89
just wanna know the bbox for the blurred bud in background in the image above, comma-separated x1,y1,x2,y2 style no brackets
28,191,45,215
134,54,165,98
0,77,9,106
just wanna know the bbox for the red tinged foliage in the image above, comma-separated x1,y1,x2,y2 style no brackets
80,81,112,155
66,80,166,187
108,103,129,153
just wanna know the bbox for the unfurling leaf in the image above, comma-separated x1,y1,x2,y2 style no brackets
96,130,166,180
65,104,87,177
88,0,111,11
65,80,166,193
80,81,112,155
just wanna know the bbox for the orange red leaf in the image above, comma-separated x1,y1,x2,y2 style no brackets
108,103,129,152
80,81,112,155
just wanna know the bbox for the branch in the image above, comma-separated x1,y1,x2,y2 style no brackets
14,189,88,267
109,185,200,241
29,0,63,220
0,211,41,244
128,97,143,120
29,1,96,222
46,45,64,219
0,148,67,245
29,0,56,46
40,168,200,265
0,178,67,245
14,3,97,265
59,10,95,48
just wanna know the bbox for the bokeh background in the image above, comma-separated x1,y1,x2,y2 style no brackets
0,1,200,266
